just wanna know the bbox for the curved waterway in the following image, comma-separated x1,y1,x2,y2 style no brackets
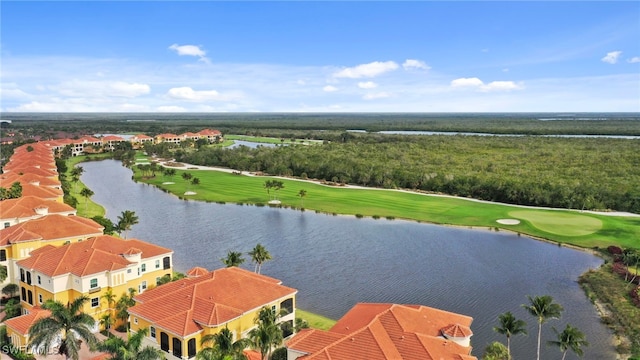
82,160,615,359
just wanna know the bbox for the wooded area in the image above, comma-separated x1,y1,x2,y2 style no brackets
173,134,640,213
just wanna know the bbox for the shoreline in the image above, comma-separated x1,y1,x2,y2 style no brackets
91,157,635,357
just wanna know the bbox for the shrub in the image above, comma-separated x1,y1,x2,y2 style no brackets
372,215,380,219
386,216,395,220
270,347,287,360
355,214,364,218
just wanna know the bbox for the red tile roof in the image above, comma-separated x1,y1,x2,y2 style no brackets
129,267,297,337
102,135,125,141
0,196,76,219
17,235,172,277
198,129,222,136
0,214,103,246
186,267,209,277
4,307,51,336
286,303,476,360
18,183,62,200
0,173,62,188
2,166,58,178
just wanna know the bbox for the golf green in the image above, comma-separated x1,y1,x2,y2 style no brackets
509,210,603,236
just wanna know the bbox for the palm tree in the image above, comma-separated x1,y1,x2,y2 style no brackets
248,244,272,274
100,312,115,333
28,296,98,360
222,251,245,267
80,187,94,212
297,189,307,208
98,327,166,360
71,166,84,191
115,288,137,333
547,324,589,360
263,180,273,201
0,265,7,283
482,341,510,360
117,210,139,239
493,311,527,358
102,288,117,310
191,177,200,186
522,295,564,360
249,307,283,360
197,327,250,360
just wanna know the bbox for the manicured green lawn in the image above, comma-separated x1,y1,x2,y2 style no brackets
296,309,336,330
66,155,108,218
136,165,640,250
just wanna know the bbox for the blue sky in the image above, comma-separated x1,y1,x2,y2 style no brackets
1,1,639,112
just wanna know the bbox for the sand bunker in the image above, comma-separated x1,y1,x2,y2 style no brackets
268,200,282,205
496,219,520,225
162,182,175,185
184,191,197,195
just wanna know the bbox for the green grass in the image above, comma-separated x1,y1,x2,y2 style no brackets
296,309,337,330
135,165,640,250
66,155,108,218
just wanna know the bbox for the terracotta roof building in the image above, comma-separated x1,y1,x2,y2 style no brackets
286,303,477,360
128,266,297,359
0,196,76,228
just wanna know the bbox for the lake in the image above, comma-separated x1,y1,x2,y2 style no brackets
81,159,615,359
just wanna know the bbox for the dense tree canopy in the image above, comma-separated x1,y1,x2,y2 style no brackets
176,135,640,212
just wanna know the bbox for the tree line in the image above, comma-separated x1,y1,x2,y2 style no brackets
175,135,640,212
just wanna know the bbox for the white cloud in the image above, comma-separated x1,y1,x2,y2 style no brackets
502,68,510,72
402,59,430,71
323,85,338,92
357,81,377,89
601,51,622,64
483,81,522,91
157,105,187,112
450,77,522,92
451,77,485,88
363,92,391,100
166,87,238,101
55,80,150,98
168,44,209,63
333,61,398,78
628,57,640,63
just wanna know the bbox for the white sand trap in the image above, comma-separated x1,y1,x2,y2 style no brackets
268,200,282,205
162,182,175,185
496,219,520,225
184,191,197,195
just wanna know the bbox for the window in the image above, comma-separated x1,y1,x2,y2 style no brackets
150,327,156,338
141,264,146,272
271,305,277,315
27,290,33,305
163,257,171,270
20,269,25,282
134,317,138,325
21,287,26,301
26,272,32,285
90,278,98,289
37,276,41,285
127,269,132,274
155,260,160,269
91,297,99,308
3,222,9,229
0,249,6,261
38,294,43,304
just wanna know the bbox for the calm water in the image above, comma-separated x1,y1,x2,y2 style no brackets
82,160,615,359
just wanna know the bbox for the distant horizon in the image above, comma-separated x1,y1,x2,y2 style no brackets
2,2,639,112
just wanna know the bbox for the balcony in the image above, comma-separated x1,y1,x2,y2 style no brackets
88,286,101,294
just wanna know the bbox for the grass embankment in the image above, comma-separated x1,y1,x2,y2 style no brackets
296,309,337,331
136,164,640,250
65,155,108,218
579,264,640,356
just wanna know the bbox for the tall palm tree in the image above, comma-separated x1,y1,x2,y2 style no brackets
102,288,117,310
115,288,137,333
70,166,84,191
197,327,250,360
222,251,245,267
249,307,283,360
28,296,98,360
547,324,589,360
80,187,94,212
248,244,272,274
493,311,527,358
522,295,563,360
297,189,307,208
117,210,139,239
98,327,166,360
